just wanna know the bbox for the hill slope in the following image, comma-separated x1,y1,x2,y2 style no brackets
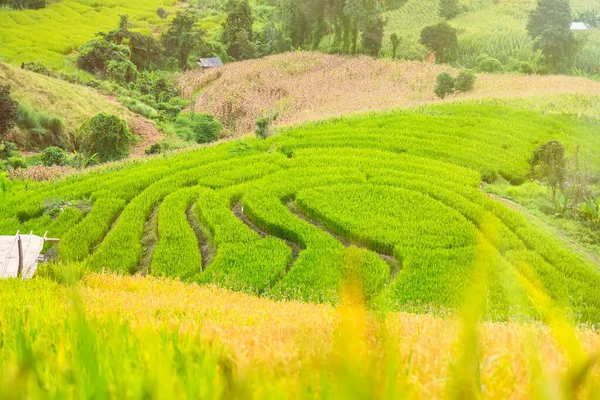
182,52,600,136
2,102,600,322
0,63,161,154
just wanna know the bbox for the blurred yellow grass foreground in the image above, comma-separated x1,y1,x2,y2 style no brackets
2,272,600,399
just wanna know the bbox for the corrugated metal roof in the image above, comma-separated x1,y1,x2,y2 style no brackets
570,22,592,30
197,57,224,68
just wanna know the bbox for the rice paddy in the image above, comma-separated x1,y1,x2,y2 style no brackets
2,102,600,322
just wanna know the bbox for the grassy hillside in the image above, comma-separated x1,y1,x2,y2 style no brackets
0,0,177,71
2,102,600,322
182,52,600,136
2,272,599,398
383,0,600,74
0,63,136,132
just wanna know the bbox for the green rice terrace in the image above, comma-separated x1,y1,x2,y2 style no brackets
2,103,600,321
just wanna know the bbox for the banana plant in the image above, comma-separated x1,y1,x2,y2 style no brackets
580,196,600,226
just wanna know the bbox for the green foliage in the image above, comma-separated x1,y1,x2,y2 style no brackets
173,112,222,144
0,141,18,160
439,0,460,20
580,197,600,227
477,56,503,72
361,14,386,57
420,22,457,63
223,0,256,60
15,103,66,149
529,140,566,201
6,156,26,169
255,114,278,139
454,70,476,92
0,0,45,10
3,103,600,322
41,146,68,167
434,71,454,98
527,0,575,73
77,38,132,75
162,10,208,70
0,84,18,140
573,7,600,28
102,15,164,71
390,33,400,59
76,113,134,163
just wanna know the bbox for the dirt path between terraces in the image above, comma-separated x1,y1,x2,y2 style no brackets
485,191,600,268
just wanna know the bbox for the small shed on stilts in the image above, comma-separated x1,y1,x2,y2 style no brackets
0,232,59,279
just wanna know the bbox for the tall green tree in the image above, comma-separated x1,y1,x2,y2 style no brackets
390,33,400,59
420,22,458,64
530,140,566,201
527,0,575,73
162,11,207,70
361,13,385,57
0,84,18,141
223,0,256,60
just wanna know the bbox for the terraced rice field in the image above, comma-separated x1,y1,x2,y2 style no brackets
2,103,600,322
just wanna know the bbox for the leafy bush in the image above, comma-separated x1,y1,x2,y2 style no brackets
77,38,136,80
439,0,460,19
434,72,455,98
6,156,26,169
0,84,18,141
173,112,222,144
41,146,68,167
76,113,134,162
478,56,503,72
0,141,18,160
454,70,476,92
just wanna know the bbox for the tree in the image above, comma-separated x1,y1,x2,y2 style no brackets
103,15,164,70
361,13,385,57
162,11,207,70
439,0,460,19
156,7,168,21
390,33,400,59
527,0,574,73
420,22,458,64
434,72,455,98
454,70,476,91
76,113,135,162
223,0,256,60
77,38,132,75
529,140,566,201
0,84,18,141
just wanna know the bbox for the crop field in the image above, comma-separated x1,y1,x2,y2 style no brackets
185,52,600,136
0,0,177,71
2,102,600,323
384,0,600,72
2,272,600,398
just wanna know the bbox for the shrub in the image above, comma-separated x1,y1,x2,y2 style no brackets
41,146,68,167
518,61,535,74
454,70,476,92
0,141,18,160
145,143,162,155
0,84,18,140
173,112,222,144
439,0,460,19
255,117,272,139
77,38,133,76
434,72,455,99
76,113,134,162
478,56,503,73
7,156,27,169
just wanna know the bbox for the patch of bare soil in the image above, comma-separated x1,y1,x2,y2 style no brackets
130,117,163,157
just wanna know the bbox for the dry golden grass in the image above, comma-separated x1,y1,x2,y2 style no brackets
180,52,600,136
74,273,600,398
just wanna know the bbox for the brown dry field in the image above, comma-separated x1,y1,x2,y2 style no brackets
180,52,600,136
